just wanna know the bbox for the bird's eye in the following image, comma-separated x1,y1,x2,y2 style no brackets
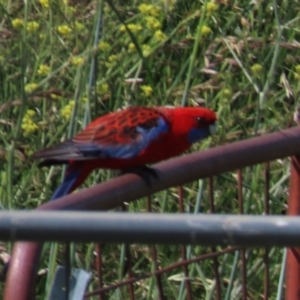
196,117,206,126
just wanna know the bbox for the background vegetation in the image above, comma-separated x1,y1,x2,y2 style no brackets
1,0,300,298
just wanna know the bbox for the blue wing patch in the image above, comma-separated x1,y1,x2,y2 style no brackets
77,117,169,159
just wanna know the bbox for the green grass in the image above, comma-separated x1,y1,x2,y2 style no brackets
1,0,300,298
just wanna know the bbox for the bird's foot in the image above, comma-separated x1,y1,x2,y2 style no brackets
121,166,159,186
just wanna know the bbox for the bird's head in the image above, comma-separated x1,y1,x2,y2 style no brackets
172,107,217,144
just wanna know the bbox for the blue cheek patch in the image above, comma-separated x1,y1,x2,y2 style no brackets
188,128,210,144
76,117,169,159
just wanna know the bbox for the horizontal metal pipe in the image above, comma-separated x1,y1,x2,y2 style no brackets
1,211,300,247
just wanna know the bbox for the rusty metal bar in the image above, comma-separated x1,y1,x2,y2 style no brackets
64,243,71,300
178,185,192,300
146,196,165,300
124,244,134,300
238,169,247,300
95,244,105,300
264,162,270,299
208,177,221,300
286,155,300,299
264,162,270,215
14,126,300,213
121,204,134,300
5,126,300,300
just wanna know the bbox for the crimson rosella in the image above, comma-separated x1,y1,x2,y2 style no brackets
32,106,216,200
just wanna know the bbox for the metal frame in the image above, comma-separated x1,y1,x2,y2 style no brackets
4,125,300,299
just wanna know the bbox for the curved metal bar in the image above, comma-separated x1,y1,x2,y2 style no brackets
286,155,300,299
4,126,300,300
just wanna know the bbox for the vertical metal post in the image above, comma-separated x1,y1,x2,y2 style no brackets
208,177,221,299
237,169,247,300
95,244,105,300
264,162,270,299
286,156,300,299
121,204,134,300
178,186,192,300
4,242,42,300
146,196,165,300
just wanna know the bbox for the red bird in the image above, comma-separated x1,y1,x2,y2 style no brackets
32,106,216,200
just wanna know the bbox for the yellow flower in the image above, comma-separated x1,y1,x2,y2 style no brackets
294,73,300,80
25,83,38,93
119,24,126,32
142,44,151,56
22,110,39,136
97,83,109,94
140,85,153,97
50,94,59,99
72,56,84,66
223,88,232,97
145,16,161,30
150,6,160,17
105,55,118,68
12,18,24,29
200,25,212,36
65,5,76,14
128,42,136,52
206,2,219,16
98,41,110,52
137,24,143,31
37,64,51,76
39,0,49,8
26,109,36,117
120,23,142,33
154,30,166,42
251,63,263,76
108,55,117,62
105,55,117,68
60,100,75,120
104,5,110,13
295,65,300,75
138,4,152,14
57,25,72,36
75,22,85,31
128,23,142,32
26,21,39,32
138,4,160,17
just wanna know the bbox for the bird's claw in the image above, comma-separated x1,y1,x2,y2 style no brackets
121,166,159,186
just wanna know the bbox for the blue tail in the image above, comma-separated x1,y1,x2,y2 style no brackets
50,169,81,201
